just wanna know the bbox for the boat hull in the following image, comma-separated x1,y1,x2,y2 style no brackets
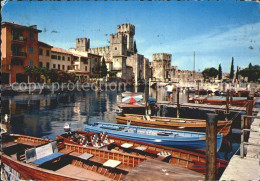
1,154,77,181
58,130,228,175
84,123,223,150
116,115,232,136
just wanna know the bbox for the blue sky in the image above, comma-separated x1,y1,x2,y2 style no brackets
2,1,260,73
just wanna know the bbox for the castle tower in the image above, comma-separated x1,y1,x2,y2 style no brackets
76,38,90,51
117,24,135,53
151,53,172,81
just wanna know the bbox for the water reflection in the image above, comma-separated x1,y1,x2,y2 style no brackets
1,91,120,140
1,88,241,161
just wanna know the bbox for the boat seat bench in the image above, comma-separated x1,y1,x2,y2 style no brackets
32,152,64,165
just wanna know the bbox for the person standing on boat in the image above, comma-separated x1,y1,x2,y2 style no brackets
165,83,175,103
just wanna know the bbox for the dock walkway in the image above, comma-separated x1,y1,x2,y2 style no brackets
157,101,260,113
220,111,260,180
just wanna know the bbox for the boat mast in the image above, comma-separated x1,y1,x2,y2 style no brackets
193,51,195,81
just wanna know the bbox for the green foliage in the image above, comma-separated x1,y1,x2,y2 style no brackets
235,66,239,80
133,40,137,53
218,64,222,80
101,57,108,77
240,64,260,82
230,57,234,79
108,71,118,77
202,67,219,80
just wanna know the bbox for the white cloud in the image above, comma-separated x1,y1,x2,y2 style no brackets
142,22,260,72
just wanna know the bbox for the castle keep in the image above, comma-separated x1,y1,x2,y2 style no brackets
72,24,150,83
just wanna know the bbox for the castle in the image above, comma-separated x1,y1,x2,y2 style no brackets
70,24,150,84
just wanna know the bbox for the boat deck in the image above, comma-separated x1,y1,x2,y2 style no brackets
56,164,109,180
124,159,204,180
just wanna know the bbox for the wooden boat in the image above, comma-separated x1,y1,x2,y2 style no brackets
57,130,228,176
193,96,248,106
117,103,146,115
1,134,146,180
84,122,223,150
116,114,232,136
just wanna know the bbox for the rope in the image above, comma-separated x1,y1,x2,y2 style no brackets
217,101,249,134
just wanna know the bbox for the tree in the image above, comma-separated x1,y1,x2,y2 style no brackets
240,64,260,82
49,69,59,82
230,57,234,79
24,66,34,83
108,71,118,77
133,40,137,53
235,66,239,80
202,67,219,81
101,57,108,77
218,64,222,80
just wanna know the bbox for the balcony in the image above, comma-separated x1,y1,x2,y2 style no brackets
11,51,27,58
11,36,27,43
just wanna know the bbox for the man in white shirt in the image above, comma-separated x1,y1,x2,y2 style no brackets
165,83,174,103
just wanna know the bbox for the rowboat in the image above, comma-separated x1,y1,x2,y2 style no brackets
84,122,223,150
57,130,228,176
1,134,147,180
116,114,232,136
2,134,205,180
193,96,248,106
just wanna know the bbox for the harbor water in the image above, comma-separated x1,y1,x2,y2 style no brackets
1,88,242,161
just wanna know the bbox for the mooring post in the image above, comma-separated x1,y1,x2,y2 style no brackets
144,81,149,115
155,84,158,101
186,87,190,103
245,99,253,141
240,115,245,158
230,89,233,105
159,105,163,117
206,113,218,181
225,89,230,121
177,88,180,118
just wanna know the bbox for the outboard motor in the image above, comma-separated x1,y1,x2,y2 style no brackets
64,123,71,132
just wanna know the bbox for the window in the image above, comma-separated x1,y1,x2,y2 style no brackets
29,60,33,67
58,64,60,70
58,56,61,60
53,64,56,69
67,66,70,70
46,50,50,56
51,55,57,59
62,56,65,60
29,33,34,40
68,57,70,61
62,65,65,70
85,66,88,71
39,49,43,55
39,62,43,67
115,47,117,50
46,63,50,69
29,47,33,54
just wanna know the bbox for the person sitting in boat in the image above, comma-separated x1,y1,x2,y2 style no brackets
165,83,175,103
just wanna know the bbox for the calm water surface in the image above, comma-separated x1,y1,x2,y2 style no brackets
1,88,241,161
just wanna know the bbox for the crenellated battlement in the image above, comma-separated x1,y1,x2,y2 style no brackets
88,46,110,54
117,23,135,35
76,38,90,51
152,53,172,61
110,33,127,40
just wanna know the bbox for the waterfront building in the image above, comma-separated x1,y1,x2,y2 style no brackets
1,22,42,84
38,41,52,69
68,48,102,80
50,47,73,71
